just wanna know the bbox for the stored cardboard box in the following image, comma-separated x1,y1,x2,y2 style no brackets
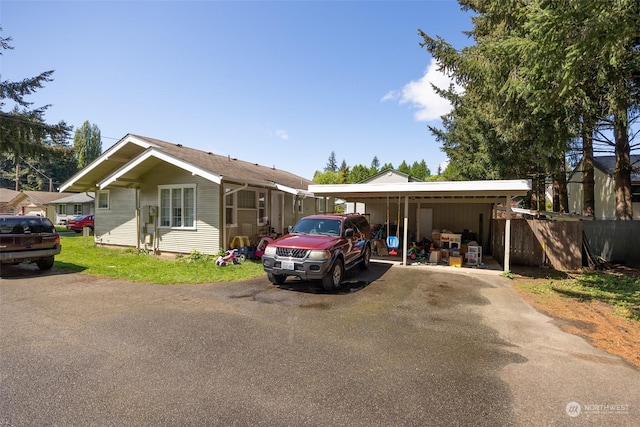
449,256,462,268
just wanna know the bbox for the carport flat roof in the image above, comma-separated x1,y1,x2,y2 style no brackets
308,179,531,202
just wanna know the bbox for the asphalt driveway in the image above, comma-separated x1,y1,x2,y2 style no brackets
1,262,638,426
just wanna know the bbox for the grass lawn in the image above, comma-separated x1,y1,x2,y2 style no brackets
55,234,266,284
514,269,640,322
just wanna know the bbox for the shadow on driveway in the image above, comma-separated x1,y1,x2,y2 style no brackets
273,260,393,295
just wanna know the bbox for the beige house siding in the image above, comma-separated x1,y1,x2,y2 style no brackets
140,166,221,255
567,173,584,216
95,187,138,246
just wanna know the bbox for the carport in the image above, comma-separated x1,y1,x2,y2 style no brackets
308,179,532,272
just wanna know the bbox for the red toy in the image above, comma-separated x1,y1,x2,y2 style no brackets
255,237,273,259
216,249,240,266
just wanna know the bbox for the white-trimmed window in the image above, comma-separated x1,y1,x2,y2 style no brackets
73,204,82,215
58,205,67,215
237,190,255,209
225,188,268,226
97,190,110,209
159,185,196,229
258,192,267,225
225,192,235,225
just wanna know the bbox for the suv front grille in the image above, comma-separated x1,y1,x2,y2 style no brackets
275,248,309,259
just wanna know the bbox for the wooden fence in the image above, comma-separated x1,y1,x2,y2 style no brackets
491,219,583,271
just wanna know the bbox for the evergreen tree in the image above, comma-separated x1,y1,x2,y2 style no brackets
325,151,338,172
380,162,394,172
0,28,72,159
337,160,349,184
398,160,411,175
74,121,102,169
410,160,430,180
349,164,372,183
419,0,639,215
370,156,380,172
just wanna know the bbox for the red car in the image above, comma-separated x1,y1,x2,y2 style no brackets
66,214,94,233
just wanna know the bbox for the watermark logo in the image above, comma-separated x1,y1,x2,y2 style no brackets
566,401,581,418
566,401,630,417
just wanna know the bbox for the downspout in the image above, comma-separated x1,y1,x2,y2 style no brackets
84,191,95,215
221,182,249,250
504,195,511,273
135,188,140,250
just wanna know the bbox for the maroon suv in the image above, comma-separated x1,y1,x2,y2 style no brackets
261,213,371,290
0,215,62,270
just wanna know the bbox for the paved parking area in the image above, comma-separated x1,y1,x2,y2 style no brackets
1,262,638,426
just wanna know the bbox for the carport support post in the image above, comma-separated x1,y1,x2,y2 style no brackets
504,195,511,272
402,195,409,266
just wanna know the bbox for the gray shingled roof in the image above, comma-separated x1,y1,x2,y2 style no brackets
134,135,313,190
53,192,95,204
0,188,20,203
593,155,640,182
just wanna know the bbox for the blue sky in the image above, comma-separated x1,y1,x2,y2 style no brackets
1,0,472,180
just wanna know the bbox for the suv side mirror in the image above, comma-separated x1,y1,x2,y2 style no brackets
344,228,354,237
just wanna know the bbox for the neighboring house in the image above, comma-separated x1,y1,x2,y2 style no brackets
342,169,423,213
0,188,20,214
359,169,424,184
51,192,95,224
6,190,77,222
567,155,640,220
60,134,328,255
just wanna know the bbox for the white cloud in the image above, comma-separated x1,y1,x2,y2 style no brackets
382,58,463,122
274,129,289,140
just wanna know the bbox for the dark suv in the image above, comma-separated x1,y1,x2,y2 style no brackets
0,216,62,270
262,213,371,290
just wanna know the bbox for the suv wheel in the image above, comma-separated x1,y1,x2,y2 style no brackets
359,244,371,270
36,256,55,270
322,259,343,291
268,272,287,285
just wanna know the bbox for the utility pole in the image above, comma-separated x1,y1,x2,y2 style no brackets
18,157,55,192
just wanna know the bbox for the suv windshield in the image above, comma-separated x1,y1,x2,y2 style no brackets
291,218,341,236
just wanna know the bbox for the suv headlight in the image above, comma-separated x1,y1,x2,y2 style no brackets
264,246,276,256
308,250,331,260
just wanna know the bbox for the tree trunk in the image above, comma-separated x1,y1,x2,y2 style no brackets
538,174,547,212
552,179,559,212
552,155,569,213
614,110,633,220
558,156,569,213
582,120,595,217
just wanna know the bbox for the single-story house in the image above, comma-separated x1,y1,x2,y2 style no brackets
4,190,77,222
0,188,21,214
51,192,95,224
59,134,328,255
567,155,640,220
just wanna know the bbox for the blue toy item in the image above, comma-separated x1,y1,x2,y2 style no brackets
387,236,399,256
